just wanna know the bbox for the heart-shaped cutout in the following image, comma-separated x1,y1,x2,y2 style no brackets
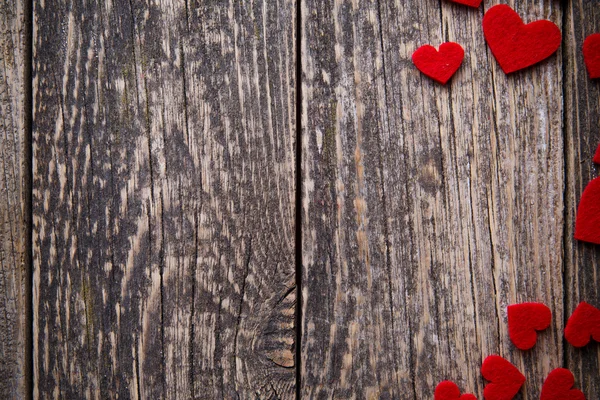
481,355,525,400
594,144,600,164
540,368,585,400
435,381,477,400
483,4,561,74
583,33,600,79
447,0,481,8
412,42,465,85
507,302,552,350
574,177,600,245
565,301,600,348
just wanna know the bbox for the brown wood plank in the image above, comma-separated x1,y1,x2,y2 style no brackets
301,1,565,398
0,0,29,398
564,1,600,398
32,0,296,398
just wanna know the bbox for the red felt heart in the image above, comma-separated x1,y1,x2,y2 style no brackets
583,33,600,79
482,4,562,74
435,381,477,400
507,302,552,350
574,177,600,245
447,0,482,8
540,369,585,400
412,42,465,85
594,144,600,164
564,301,600,348
481,355,525,400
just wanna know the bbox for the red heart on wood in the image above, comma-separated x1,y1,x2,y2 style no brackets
574,177,600,245
540,369,585,400
583,33,600,79
447,0,482,8
482,4,561,74
481,355,525,400
435,381,477,400
412,42,465,85
565,301,600,348
594,144,600,164
507,302,552,350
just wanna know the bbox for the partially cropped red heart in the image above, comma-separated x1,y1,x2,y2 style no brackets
481,355,525,400
565,301,600,348
435,381,477,400
594,144,600,164
583,33,600,79
447,0,481,7
540,369,585,400
483,4,561,74
412,42,465,85
507,303,552,350
574,177,600,245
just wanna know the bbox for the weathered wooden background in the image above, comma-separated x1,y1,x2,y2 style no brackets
1,0,599,399
1,0,30,398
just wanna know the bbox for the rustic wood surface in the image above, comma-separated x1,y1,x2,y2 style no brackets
0,0,598,398
564,1,600,399
0,0,30,398
301,0,576,399
32,0,296,398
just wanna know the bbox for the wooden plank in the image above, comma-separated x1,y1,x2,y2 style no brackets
0,0,30,398
32,0,296,398
564,1,600,399
301,1,565,398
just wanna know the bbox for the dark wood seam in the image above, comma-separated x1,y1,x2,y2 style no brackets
295,0,302,398
25,0,33,397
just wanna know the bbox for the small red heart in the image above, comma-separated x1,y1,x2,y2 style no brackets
583,33,600,79
565,301,600,348
447,0,482,8
481,355,525,400
507,303,552,350
574,177,600,245
482,4,561,74
540,368,585,400
594,144,600,164
435,381,477,400
412,42,465,85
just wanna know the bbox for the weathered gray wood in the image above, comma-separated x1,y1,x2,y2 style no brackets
33,0,296,398
301,1,565,398
564,2,600,399
0,0,29,398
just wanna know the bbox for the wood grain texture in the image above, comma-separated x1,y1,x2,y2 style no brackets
32,0,296,398
301,1,565,398
564,1,600,398
0,0,29,398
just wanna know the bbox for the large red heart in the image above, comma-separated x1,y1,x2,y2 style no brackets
507,302,552,350
482,4,561,74
435,381,477,400
412,42,465,85
540,369,585,400
583,33,600,79
594,144,600,164
564,301,600,348
481,355,525,400
574,177,600,245
447,0,481,8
